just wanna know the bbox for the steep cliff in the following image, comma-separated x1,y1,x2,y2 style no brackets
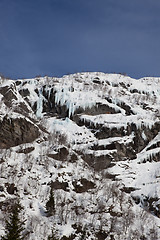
0,73,160,239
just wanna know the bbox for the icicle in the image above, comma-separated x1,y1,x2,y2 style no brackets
48,87,52,99
36,89,44,118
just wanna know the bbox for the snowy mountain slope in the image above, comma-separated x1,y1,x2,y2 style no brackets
0,72,160,239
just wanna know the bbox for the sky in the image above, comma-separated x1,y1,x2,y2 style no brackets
0,0,160,79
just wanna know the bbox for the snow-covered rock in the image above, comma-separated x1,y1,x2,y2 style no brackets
0,72,160,239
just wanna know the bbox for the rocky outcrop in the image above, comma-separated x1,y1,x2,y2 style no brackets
0,115,40,148
0,84,17,108
50,180,69,191
82,153,112,170
47,146,69,161
72,178,95,193
0,73,160,239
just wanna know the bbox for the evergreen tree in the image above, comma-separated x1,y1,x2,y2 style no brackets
1,202,25,240
47,227,58,240
46,188,55,217
79,225,87,240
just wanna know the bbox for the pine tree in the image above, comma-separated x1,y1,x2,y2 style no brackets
79,225,87,240
1,202,25,240
46,188,55,217
47,227,58,240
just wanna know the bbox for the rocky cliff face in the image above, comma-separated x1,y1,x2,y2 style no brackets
0,73,160,239
0,116,39,148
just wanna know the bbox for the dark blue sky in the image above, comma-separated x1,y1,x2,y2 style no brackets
0,0,160,79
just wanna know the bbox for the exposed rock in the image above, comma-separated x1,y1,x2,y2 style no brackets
76,102,120,116
121,186,138,194
91,142,116,151
13,102,32,117
17,146,35,154
50,180,69,191
72,178,95,193
118,102,135,115
19,88,30,97
0,85,17,107
146,141,160,151
82,153,112,171
0,186,4,192
0,115,40,148
47,146,69,161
